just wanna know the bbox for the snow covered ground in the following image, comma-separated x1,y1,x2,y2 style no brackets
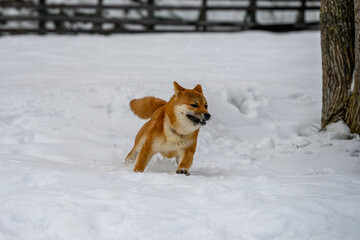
0,32,360,240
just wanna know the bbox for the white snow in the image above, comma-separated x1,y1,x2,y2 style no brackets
325,121,353,140
0,32,360,240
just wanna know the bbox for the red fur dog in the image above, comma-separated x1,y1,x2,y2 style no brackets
125,81,211,175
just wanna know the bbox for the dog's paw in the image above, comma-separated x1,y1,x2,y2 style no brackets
125,151,138,165
125,159,133,165
125,156,136,165
176,168,190,176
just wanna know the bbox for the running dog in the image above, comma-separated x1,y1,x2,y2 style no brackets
125,81,211,175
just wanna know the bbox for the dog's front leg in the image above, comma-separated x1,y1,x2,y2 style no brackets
176,148,195,176
134,140,154,173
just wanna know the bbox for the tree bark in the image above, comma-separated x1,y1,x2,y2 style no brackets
344,1,360,134
320,0,355,129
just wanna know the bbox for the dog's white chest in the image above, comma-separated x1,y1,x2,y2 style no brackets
153,136,193,153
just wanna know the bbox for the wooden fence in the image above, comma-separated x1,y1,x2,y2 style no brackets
0,0,320,34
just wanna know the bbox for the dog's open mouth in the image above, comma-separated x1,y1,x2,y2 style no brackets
186,114,207,125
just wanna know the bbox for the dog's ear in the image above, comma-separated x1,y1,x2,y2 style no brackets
193,84,203,93
174,81,185,96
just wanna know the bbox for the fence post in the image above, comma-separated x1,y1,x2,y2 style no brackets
93,0,103,32
296,0,306,24
147,0,155,31
197,0,207,31
38,0,46,34
245,0,256,26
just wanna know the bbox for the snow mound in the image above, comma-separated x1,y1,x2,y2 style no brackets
325,121,353,140
261,137,276,149
226,86,267,118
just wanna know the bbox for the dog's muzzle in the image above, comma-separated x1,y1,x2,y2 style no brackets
186,113,211,125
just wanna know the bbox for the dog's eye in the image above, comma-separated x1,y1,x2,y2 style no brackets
204,104,208,109
190,103,198,108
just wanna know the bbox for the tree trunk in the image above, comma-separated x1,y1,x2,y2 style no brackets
320,0,355,129
344,1,360,134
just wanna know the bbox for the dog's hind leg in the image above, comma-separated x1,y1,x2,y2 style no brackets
125,135,146,165
125,147,138,165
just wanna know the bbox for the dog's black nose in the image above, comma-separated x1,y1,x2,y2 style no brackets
204,113,211,120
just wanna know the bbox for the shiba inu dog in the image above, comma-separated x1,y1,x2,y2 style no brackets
125,81,211,175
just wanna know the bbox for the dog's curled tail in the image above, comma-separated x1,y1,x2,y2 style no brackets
130,96,167,119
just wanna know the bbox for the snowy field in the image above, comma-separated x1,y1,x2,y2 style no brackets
0,32,360,240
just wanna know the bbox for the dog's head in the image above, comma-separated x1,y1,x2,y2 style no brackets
172,81,211,127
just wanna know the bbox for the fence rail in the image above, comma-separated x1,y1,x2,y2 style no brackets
0,0,320,35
